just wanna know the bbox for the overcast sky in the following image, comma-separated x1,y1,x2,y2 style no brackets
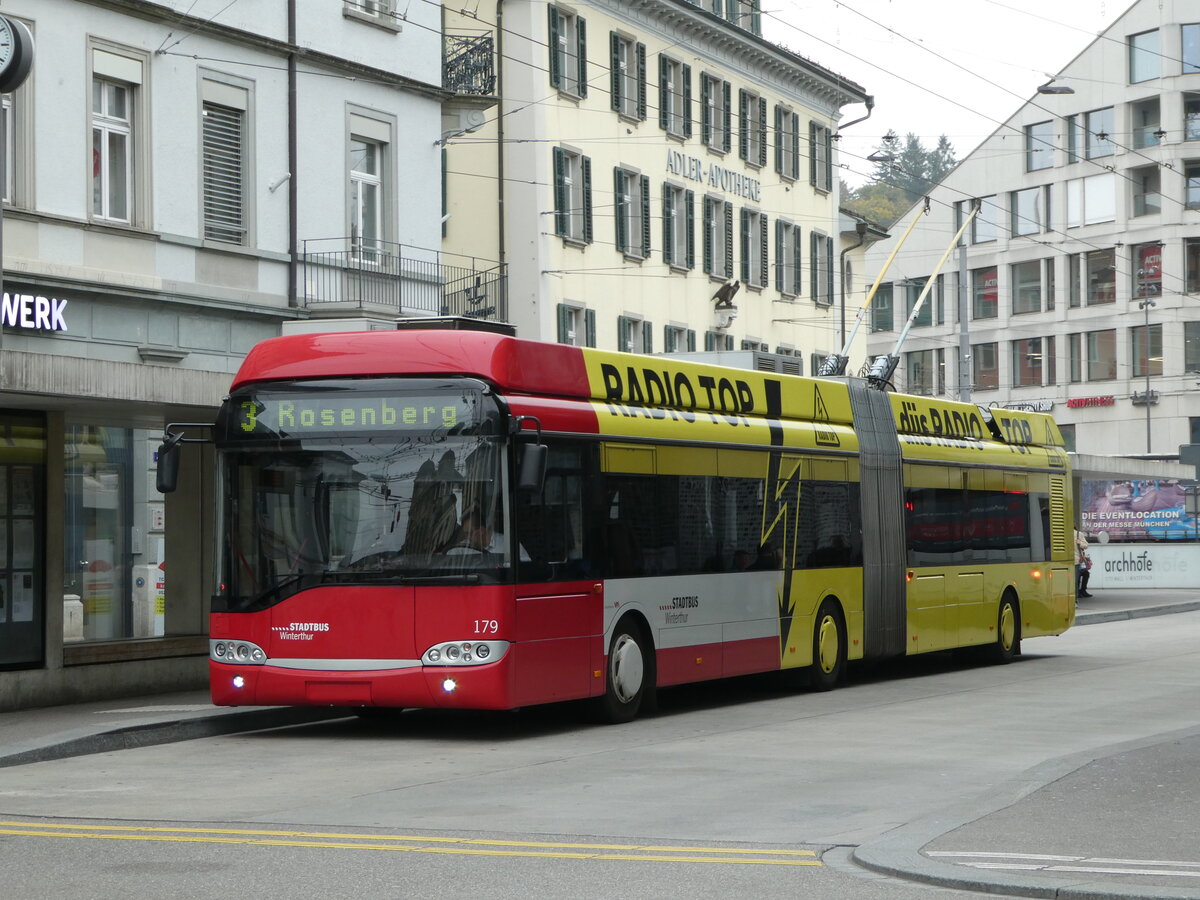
762,0,1132,186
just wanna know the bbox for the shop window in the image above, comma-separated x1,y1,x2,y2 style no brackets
1086,329,1118,381
972,342,999,391
1086,248,1116,305
0,413,45,668
1131,324,1163,378
972,266,998,319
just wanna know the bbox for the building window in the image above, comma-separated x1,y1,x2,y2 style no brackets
1084,107,1114,158
553,146,592,243
972,266,998,319
617,315,651,353
1185,23,1200,73
1012,337,1045,387
662,183,694,269
548,6,587,98
1133,242,1162,301
700,74,731,152
349,137,383,259
663,324,696,353
905,278,932,327
1131,323,1163,378
906,349,934,396
871,283,893,332
1085,249,1116,305
1066,172,1116,226
1011,260,1042,314
740,208,768,288
659,55,691,138
775,219,801,296
556,304,595,346
1185,321,1200,371
739,89,766,166
702,196,733,278
201,81,250,245
1011,185,1047,235
1187,161,1200,209
1045,258,1056,312
1025,120,1053,171
810,122,832,191
704,330,734,351
1086,329,1117,381
972,196,998,243
92,78,133,223
1132,165,1161,216
1069,333,1082,382
1129,30,1160,82
1189,239,1200,294
609,34,646,120
614,167,649,259
810,231,833,307
346,0,396,19
1068,253,1082,308
1132,97,1161,148
775,105,799,180
972,342,999,391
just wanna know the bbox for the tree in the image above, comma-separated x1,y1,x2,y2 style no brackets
842,180,908,226
870,131,957,206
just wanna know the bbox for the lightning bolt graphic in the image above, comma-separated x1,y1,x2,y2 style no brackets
760,380,803,660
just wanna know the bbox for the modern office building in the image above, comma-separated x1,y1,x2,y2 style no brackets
0,0,485,707
863,0,1200,458
442,0,875,372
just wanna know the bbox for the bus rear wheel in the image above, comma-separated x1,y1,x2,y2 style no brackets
990,593,1021,663
597,620,654,724
809,600,845,691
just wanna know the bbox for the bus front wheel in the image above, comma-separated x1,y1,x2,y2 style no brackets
990,592,1021,663
598,620,654,724
809,600,846,691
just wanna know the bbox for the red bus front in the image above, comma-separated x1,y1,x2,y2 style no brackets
209,376,603,712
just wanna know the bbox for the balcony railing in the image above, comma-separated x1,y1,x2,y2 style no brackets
302,238,507,322
444,33,495,96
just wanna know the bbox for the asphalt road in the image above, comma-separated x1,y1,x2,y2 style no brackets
1,610,1197,899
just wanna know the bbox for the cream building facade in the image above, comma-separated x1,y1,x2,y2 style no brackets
863,0,1200,458
443,0,872,372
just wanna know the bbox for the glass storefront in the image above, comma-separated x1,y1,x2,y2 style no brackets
0,412,45,669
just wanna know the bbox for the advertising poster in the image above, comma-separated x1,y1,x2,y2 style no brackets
1081,480,1197,541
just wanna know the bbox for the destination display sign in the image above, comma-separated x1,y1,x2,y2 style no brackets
230,390,481,438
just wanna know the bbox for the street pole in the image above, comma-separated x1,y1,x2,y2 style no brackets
1139,298,1156,453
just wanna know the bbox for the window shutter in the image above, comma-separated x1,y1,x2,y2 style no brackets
793,227,803,295
576,17,588,97
685,190,695,269
610,33,621,111
702,197,714,274
635,43,647,120
739,208,750,283
738,90,749,160
810,231,819,299
585,308,596,347
704,330,715,351
581,155,593,243
723,202,734,279
757,98,767,166
701,76,712,145
774,105,783,173
613,168,627,252
791,113,801,180
640,174,651,256
557,303,572,343
809,121,818,186
681,65,692,138
548,7,562,89
643,321,653,354
686,329,696,352
824,127,833,190
664,324,675,353
662,189,673,264
759,214,769,289
722,81,732,153
552,147,567,236
774,220,784,291
202,102,245,244
618,315,631,352
659,56,670,130
826,235,835,306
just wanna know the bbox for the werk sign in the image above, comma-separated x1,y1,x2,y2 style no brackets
1,293,68,332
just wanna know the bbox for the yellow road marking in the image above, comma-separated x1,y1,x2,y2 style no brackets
0,822,820,866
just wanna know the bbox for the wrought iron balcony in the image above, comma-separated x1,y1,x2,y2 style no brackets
302,238,507,322
444,33,495,96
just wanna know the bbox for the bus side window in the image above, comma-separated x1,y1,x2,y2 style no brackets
515,441,590,582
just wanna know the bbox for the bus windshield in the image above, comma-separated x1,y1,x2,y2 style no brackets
213,379,510,610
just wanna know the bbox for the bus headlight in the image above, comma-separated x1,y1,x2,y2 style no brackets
422,640,509,666
210,639,268,665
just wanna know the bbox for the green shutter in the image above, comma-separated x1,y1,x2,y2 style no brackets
793,226,803,295
701,76,712,145
585,308,596,347
552,147,567,236
681,65,692,138
702,197,713,274
581,155,593,243
722,81,732,152
613,167,627,252
664,324,675,353
636,44,647,120
662,188,672,264
826,236,835,306
548,7,562,89
739,209,750,283
704,330,715,351
686,329,696,351
640,174,651,257
791,113,800,179
809,121,818,186
643,321,653,354
610,32,621,111
557,304,571,343
824,127,833,189
810,231,818,299
659,56,669,130
774,105,783,173
759,214,769,289
774,219,784,291
576,17,587,97
757,98,767,166
738,90,749,160
685,190,695,269
723,202,734,279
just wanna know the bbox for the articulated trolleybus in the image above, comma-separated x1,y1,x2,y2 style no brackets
191,329,1074,723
